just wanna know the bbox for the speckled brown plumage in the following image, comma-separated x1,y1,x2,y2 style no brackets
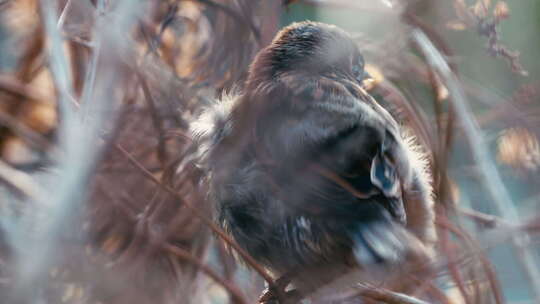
192,21,436,301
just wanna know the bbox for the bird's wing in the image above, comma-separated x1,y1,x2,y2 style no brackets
263,76,407,224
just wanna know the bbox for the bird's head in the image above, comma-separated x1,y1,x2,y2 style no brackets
247,21,368,86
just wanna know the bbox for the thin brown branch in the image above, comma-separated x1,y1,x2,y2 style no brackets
164,244,248,304
450,0,527,75
112,143,277,287
413,28,540,302
409,274,452,304
438,211,473,304
188,0,262,45
458,207,511,229
0,75,47,103
354,284,432,304
135,72,169,167
438,215,505,304
295,0,399,13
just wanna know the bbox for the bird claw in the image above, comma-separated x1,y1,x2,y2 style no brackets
259,275,303,304
258,288,277,303
258,289,302,304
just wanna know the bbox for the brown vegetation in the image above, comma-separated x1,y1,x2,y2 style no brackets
0,1,539,303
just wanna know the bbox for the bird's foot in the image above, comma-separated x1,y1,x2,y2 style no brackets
259,289,302,304
259,274,303,304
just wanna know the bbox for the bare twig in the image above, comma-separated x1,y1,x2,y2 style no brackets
188,0,262,45
439,214,474,304
113,143,277,287
438,215,505,304
354,284,432,304
413,29,540,302
136,72,169,167
458,207,511,229
450,0,527,75
295,0,400,13
164,244,248,304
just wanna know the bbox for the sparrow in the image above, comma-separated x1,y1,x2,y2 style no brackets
191,21,436,302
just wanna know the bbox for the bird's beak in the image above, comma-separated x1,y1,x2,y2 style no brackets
358,70,372,83
363,70,372,80
359,71,374,89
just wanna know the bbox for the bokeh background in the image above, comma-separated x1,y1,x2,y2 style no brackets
0,1,539,303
